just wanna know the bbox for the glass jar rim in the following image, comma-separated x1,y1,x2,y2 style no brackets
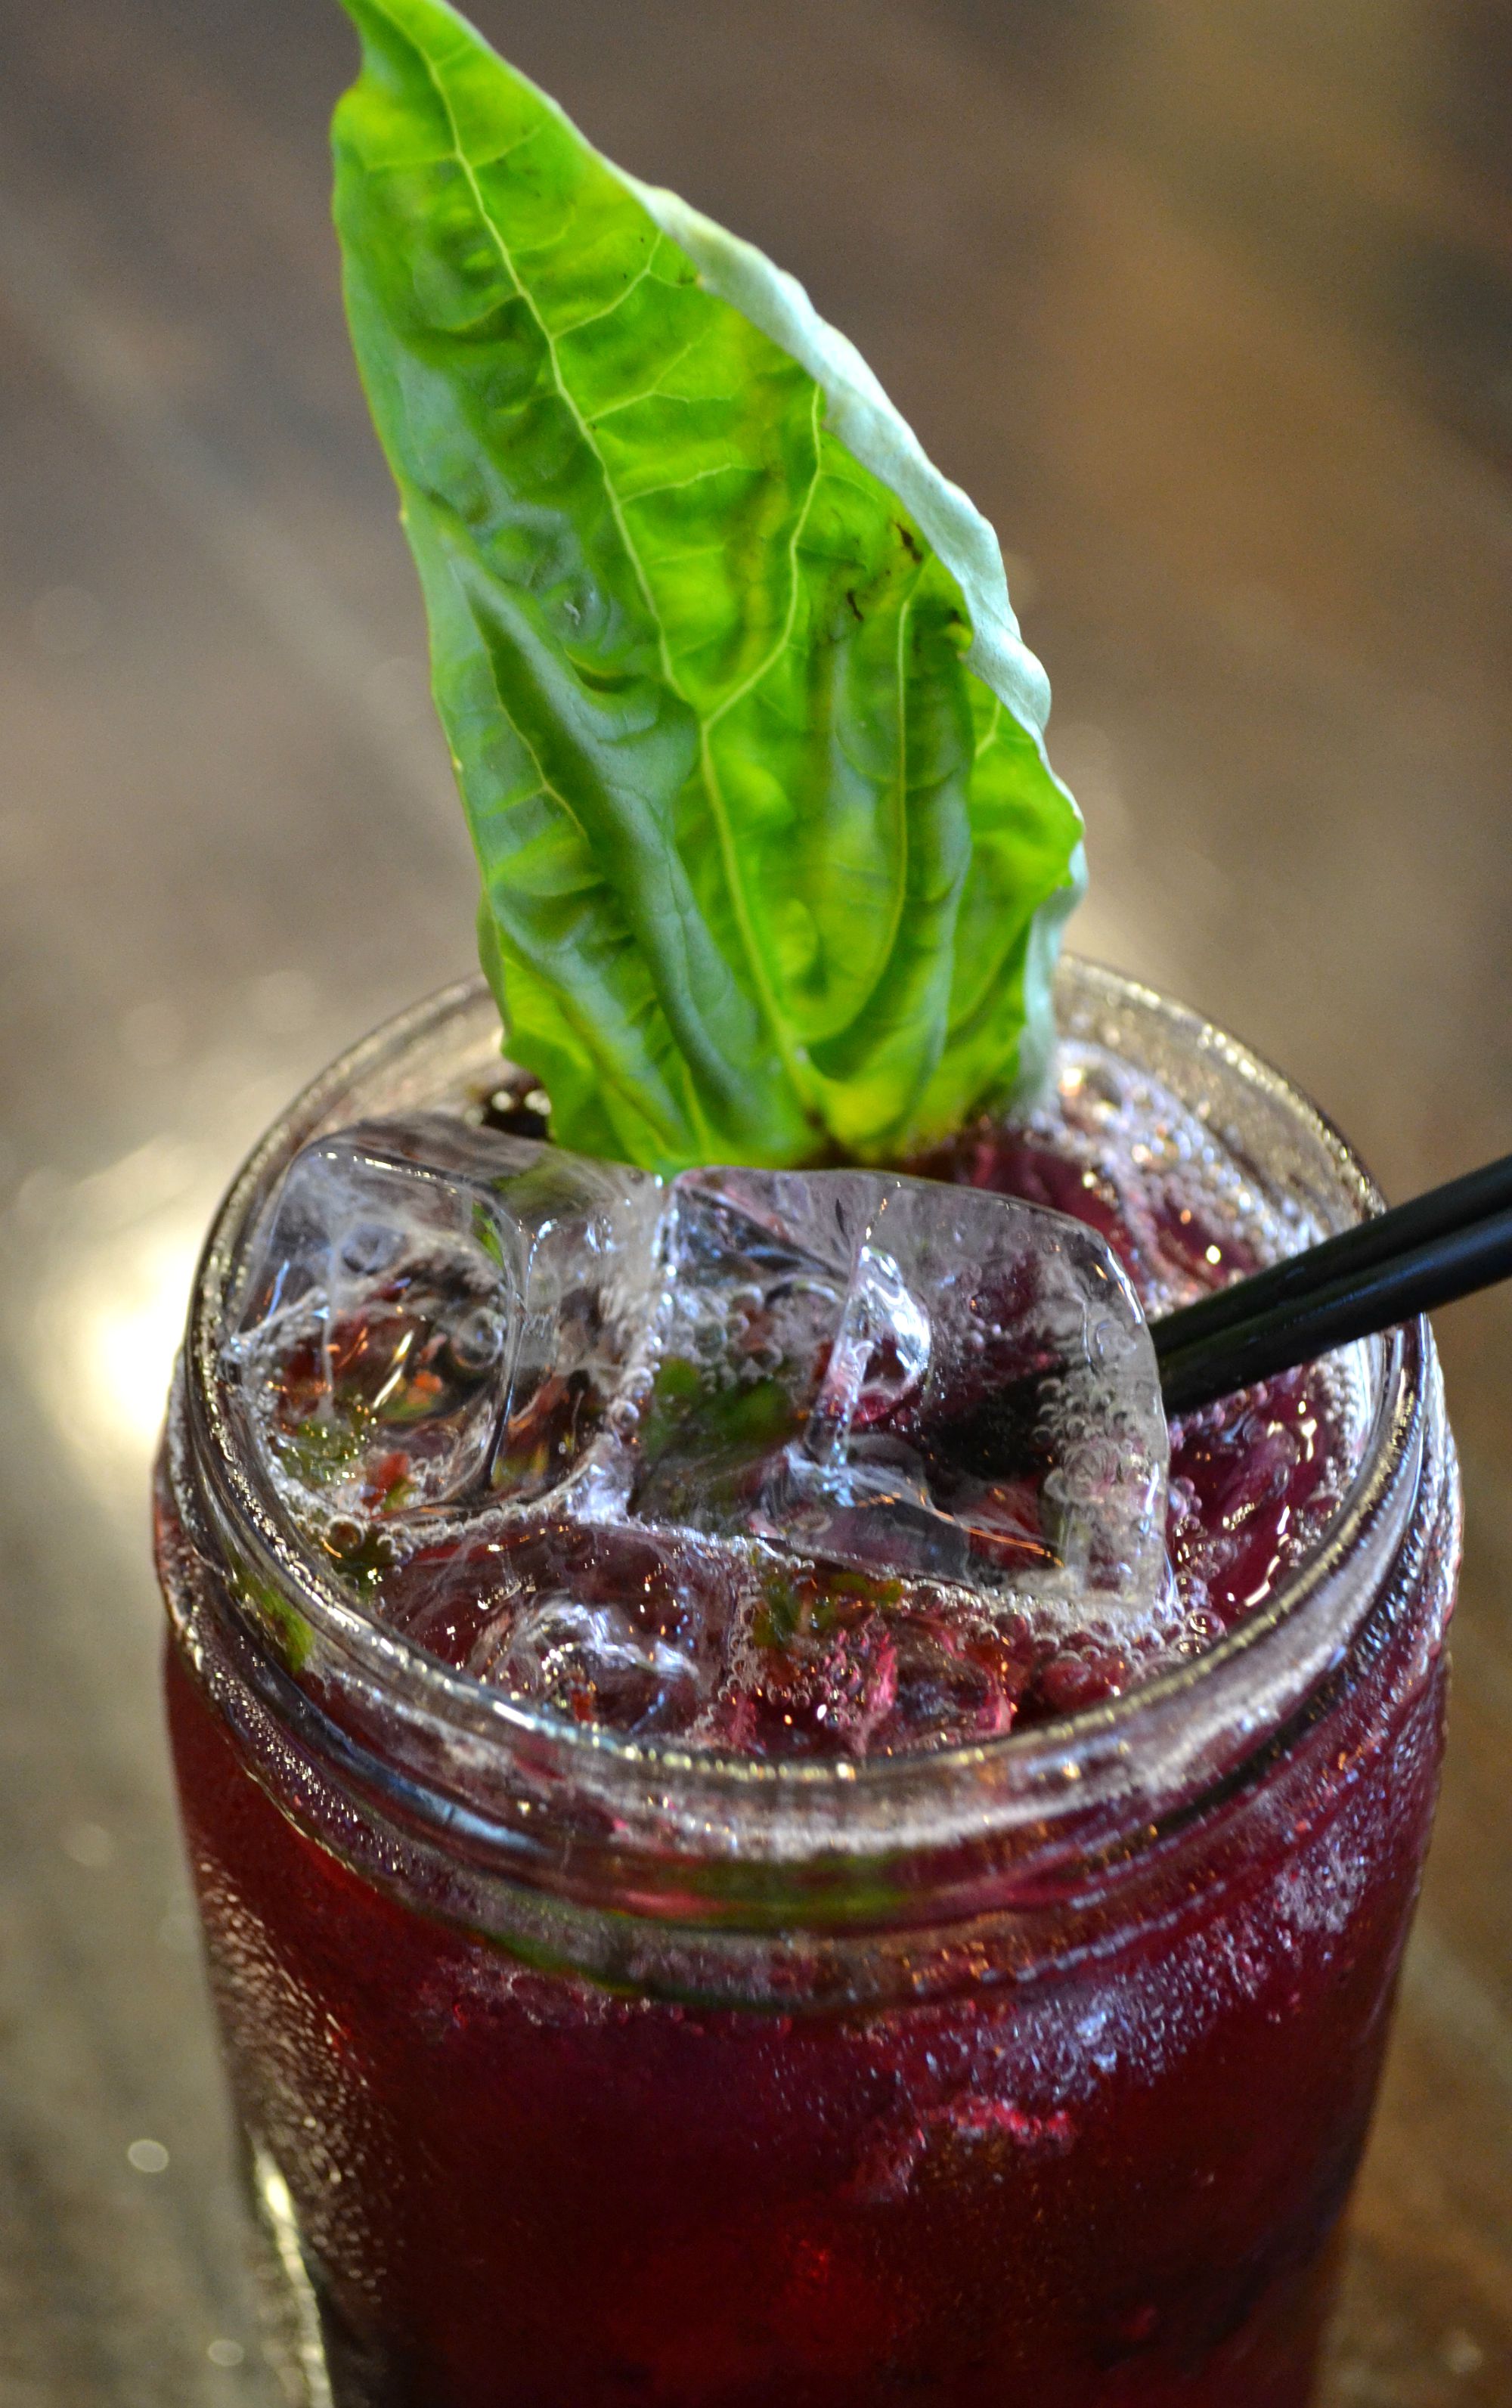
179,961,1427,1890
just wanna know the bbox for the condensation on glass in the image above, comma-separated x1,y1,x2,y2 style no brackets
156,962,1461,2408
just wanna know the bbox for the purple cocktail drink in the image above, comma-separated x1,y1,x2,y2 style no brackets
156,962,1459,2407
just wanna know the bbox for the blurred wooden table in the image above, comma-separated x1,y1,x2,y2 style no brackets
1,0,1510,2397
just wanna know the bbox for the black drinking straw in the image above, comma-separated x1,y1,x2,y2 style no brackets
1153,1152,1512,1417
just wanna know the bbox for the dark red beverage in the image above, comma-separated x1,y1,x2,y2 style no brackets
157,965,1460,2406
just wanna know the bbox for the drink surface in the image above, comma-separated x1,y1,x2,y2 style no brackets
222,1037,1368,1754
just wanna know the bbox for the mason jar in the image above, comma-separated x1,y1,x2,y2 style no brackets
155,961,1460,2408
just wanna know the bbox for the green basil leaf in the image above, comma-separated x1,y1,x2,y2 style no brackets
333,0,1084,1170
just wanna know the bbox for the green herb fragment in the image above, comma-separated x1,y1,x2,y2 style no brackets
321,1515,399,1588
634,1357,705,1469
634,1357,799,1477
333,0,1084,1172
751,1568,811,1653
469,1198,507,1271
230,1557,318,1675
753,1563,904,1654
696,1375,798,1456
274,1405,370,1491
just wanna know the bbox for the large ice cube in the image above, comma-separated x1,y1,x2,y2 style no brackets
627,1167,1169,1619
383,1519,738,1738
226,1114,660,1533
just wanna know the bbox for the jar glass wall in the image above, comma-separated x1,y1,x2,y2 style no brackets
156,962,1461,2408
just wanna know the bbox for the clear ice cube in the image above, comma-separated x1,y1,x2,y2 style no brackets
368,1517,739,1740
454,1525,732,1737
627,1167,1169,1621
226,1114,660,1530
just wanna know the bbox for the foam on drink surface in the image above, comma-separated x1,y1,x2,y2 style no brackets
220,1045,1369,1757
